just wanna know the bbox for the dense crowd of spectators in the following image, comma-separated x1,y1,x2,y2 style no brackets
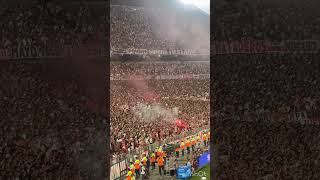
214,0,320,40
213,0,320,179
0,3,209,52
0,2,107,179
0,1,211,179
212,53,320,179
111,5,209,51
0,63,106,179
111,6,171,50
214,119,320,179
0,2,106,49
214,54,320,122
111,62,209,79
110,62,210,159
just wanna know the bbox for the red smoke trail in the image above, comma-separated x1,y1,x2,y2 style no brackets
127,75,159,102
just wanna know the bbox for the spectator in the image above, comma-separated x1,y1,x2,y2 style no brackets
1,62,106,179
212,53,320,179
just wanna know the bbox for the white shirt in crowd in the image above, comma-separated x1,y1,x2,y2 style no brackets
141,165,146,175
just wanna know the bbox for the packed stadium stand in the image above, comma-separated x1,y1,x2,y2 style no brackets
213,0,320,179
110,0,210,179
111,0,209,53
110,65,210,156
1,0,210,179
1,62,108,179
214,0,320,40
0,1,106,48
1,1,108,179
213,53,320,179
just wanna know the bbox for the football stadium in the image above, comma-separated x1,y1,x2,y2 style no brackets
110,0,210,179
0,0,209,179
3,0,320,179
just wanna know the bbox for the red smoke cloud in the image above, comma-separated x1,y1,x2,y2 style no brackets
128,75,159,102
175,119,189,129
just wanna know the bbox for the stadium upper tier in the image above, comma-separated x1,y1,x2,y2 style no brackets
214,0,320,40
0,3,106,49
111,5,209,52
0,2,209,53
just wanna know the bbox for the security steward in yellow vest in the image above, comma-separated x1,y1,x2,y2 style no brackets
129,162,135,174
134,158,141,177
203,133,208,146
150,153,156,170
127,171,135,180
175,145,180,158
186,139,191,154
180,140,185,156
191,137,196,151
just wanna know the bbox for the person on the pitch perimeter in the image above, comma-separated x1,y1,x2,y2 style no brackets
196,135,201,148
134,157,141,177
127,171,135,180
157,156,165,176
191,136,196,151
203,133,207,146
175,146,179,157
180,140,185,156
150,153,156,170
165,158,170,175
186,138,191,154
146,156,150,175
141,164,147,180
129,162,135,175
